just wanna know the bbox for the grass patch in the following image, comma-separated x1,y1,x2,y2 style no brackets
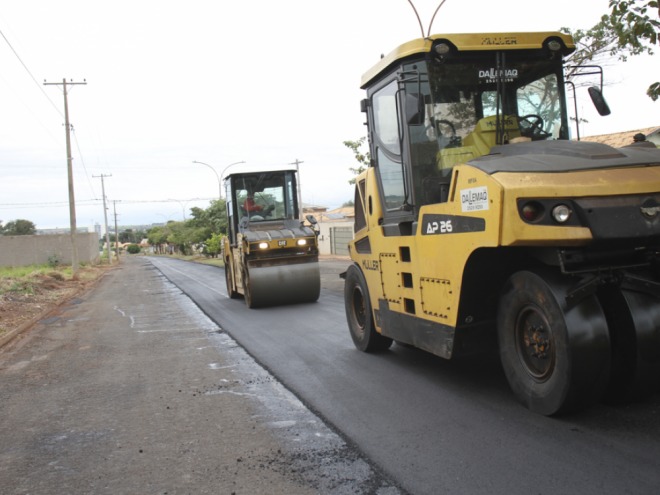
0,263,101,296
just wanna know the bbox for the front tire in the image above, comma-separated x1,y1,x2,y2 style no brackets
344,264,392,352
497,270,610,415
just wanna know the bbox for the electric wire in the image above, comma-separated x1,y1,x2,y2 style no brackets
0,27,63,118
72,126,98,199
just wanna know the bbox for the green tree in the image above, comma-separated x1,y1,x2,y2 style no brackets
147,200,228,256
343,137,370,185
147,225,169,254
204,232,223,258
564,0,659,100
118,229,146,244
166,221,194,255
0,219,36,235
190,200,227,234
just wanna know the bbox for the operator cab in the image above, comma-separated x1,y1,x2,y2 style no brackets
224,169,300,245
360,32,603,225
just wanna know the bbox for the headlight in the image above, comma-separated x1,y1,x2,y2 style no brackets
551,204,571,223
258,242,269,249
296,239,307,246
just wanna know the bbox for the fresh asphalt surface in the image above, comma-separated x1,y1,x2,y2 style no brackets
148,256,660,495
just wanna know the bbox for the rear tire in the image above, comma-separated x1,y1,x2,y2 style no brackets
497,270,610,415
225,264,240,299
344,264,392,352
599,287,660,402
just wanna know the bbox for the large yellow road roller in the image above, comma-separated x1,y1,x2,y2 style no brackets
342,31,660,415
222,168,320,308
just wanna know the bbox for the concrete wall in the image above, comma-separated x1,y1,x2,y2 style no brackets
0,233,100,267
317,221,354,256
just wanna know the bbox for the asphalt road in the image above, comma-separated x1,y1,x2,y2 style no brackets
0,256,399,494
149,255,660,495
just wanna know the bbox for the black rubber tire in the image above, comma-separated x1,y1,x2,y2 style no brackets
497,270,611,415
225,264,240,299
344,264,392,352
599,286,660,402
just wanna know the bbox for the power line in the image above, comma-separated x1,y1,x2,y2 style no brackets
72,126,97,198
0,197,215,208
0,28,63,118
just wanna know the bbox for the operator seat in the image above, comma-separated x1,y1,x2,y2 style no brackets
462,115,521,156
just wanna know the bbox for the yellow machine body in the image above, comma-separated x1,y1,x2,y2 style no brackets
344,30,660,414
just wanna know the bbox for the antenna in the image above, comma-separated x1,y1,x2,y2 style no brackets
427,0,450,37
406,0,451,39
406,0,425,38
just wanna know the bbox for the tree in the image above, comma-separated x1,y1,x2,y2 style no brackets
204,232,223,258
146,200,228,257
147,225,169,254
563,0,659,100
119,229,146,244
0,219,36,235
343,137,370,185
189,199,227,235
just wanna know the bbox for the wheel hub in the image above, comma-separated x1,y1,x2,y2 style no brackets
516,305,555,380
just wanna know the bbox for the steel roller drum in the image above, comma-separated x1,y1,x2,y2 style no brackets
246,260,320,308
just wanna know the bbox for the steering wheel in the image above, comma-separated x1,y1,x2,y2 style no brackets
426,118,461,147
518,114,551,140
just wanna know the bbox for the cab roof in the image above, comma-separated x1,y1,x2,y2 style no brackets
360,31,575,89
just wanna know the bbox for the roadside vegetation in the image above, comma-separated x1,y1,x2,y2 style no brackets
0,263,110,339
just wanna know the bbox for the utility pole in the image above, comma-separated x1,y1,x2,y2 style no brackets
44,78,87,276
290,158,304,219
113,200,120,262
93,173,112,265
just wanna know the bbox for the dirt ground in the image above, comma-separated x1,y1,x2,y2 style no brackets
0,263,113,346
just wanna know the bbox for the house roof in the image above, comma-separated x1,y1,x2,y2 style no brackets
580,126,659,147
316,206,355,222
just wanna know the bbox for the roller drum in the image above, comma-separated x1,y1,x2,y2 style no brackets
245,260,320,308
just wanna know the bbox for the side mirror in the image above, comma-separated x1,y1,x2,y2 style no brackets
588,87,611,116
305,214,319,235
405,93,425,125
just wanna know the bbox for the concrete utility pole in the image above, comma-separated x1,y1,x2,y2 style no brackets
93,174,112,265
113,200,120,261
289,158,304,219
44,78,87,276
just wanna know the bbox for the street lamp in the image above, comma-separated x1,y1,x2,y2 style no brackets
193,160,246,199
220,161,246,180
192,160,221,199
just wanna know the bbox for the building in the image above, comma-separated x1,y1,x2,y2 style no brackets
580,126,660,147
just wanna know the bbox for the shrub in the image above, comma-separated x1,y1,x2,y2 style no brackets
126,244,141,254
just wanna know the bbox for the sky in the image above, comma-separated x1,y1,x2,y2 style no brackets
0,0,657,230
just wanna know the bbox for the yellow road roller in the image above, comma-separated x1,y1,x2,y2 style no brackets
222,168,320,308
342,31,660,415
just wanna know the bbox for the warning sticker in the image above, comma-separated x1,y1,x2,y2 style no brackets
460,186,489,212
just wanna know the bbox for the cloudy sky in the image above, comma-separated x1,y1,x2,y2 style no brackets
0,0,657,230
